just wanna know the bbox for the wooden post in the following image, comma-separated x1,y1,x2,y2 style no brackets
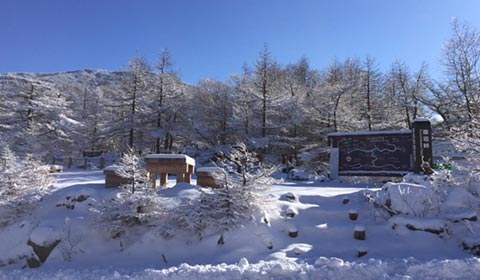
99,157,105,169
184,173,192,184
160,173,168,187
412,119,433,173
68,157,73,169
330,148,339,179
83,158,87,169
176,173,185,184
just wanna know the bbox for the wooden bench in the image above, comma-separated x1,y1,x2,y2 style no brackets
196,167,225,188
103,166,131,188
145,154,195,187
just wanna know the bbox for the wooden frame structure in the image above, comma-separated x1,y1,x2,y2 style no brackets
145,154,195,187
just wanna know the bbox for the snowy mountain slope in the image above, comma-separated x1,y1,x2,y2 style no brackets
3,69,125,88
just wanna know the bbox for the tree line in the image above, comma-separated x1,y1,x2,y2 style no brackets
0,19,479,161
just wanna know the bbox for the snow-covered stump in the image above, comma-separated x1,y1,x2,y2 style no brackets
288,226,298,238
349,210,358,221
357,247,368,258
286,207,297,218
354,225,366,240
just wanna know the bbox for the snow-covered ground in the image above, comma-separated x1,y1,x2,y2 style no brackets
1,169,479,279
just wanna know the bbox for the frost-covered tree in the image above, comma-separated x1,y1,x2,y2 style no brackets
385,61,427,129
450,115,480,187
280,57,317,136
90,188,168,242
308,58,362,133
253,44,283,138
104,56,151,152
419,19,480,129
441,18,480,122
0,75,76,157
189,79,235,146
113,148,150,194
174,189,212,240
0,145,53,226
211,144,274,244
90,150,167,242
231,66,257,138
360,56,385,130
149,50,185,152
77,79,104,151
181,144,273,244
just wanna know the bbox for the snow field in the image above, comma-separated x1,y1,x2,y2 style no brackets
0,169,479,279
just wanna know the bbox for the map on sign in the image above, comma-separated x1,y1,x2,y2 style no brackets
331,132,414,175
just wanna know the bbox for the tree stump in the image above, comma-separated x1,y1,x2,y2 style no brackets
354,225,366,240
349,210,358,221
357,247,368,258
289,226,298,238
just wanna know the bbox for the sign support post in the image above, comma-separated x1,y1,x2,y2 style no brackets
412,119,433,174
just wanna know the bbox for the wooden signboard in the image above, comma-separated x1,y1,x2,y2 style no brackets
328,119,433,177
329,131,413,176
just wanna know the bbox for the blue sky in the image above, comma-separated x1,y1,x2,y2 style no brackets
1,0,480,83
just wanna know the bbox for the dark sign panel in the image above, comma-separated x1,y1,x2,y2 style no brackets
329,131,413,176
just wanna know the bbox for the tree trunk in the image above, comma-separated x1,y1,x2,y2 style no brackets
262,84,267,137
366,72,372,131
129,75,138,149
156,74,164,153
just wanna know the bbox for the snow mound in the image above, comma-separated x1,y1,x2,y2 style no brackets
442,188,480,211
376,183,442,216
403,173,433,187
390,216,447,234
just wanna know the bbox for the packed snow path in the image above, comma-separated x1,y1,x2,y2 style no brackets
0,169,478,279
